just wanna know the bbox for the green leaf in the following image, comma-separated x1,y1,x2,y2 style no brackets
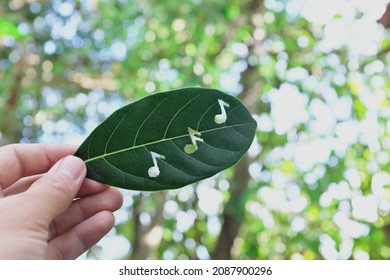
75,87,256,191
0,19,21,38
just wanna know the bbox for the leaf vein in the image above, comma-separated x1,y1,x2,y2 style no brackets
102,157,160,186
162,93,202,138
144,146,198,181
133,96,170,146
84,122,255,163
169,140,221,168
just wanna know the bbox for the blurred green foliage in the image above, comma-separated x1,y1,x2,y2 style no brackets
1,0,390,259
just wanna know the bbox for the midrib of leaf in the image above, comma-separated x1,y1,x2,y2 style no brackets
83,122,254,164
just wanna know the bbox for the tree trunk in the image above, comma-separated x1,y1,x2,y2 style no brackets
131,192,165,259
212,155,251,259
378,4,390,28
0,60,24,145
212,0,264,260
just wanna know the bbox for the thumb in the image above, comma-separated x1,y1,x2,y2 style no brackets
27,155,86,222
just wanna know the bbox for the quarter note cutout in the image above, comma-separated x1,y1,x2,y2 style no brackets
148,151,165,178
184,127,203,154
214,99,230,124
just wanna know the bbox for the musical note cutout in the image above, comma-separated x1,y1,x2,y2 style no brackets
184,127,203,154
214,99,230,124
148,151,165,178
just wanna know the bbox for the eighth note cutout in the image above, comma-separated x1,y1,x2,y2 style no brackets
148,151,165,178
214,99,230,124
184,127,203,154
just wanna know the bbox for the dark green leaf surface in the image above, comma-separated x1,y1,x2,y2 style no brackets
75,87,256,191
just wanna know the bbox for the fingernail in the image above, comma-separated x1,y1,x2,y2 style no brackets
58,156,85,179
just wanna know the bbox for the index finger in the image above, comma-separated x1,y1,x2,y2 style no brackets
0,144,78,189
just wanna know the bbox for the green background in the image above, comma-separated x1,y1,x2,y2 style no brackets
1,0,390,259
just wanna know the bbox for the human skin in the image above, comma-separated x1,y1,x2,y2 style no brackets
0,144,123,259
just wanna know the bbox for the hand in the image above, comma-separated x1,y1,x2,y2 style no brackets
0,144,123,259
